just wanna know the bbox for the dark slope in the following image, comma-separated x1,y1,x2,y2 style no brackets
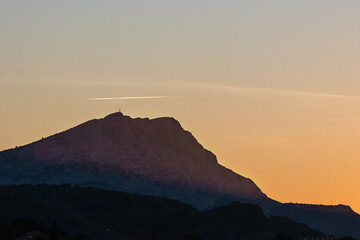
267,202,360,239
0,184,324,240
0,218,87,240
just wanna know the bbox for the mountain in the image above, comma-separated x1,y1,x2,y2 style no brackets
0,184,325,240
0,112,359,239
268,202,360,239
0,112,266,209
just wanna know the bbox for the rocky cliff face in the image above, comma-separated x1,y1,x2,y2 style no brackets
0,112,266,209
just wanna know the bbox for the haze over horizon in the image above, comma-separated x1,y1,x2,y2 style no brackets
1,1,360,213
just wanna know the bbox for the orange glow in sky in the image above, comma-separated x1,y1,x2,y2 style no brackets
1,1,360,213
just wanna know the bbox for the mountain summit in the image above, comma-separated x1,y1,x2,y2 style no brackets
0,112,266,209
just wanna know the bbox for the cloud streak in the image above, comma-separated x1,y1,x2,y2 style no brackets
10,76,359,101
87,96,183,101
200,83,360,100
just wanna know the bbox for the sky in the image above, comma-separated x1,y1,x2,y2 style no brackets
1,0,360,212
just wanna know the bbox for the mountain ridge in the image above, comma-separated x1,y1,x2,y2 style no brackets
0,112,267,209
1,112,359,239
0,184,326,240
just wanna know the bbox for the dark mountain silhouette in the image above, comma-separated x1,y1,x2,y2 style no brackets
269,202,360,239
0,113,359,238
0,112,266,209
0,184,325,240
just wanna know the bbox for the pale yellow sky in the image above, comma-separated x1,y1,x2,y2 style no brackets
1,1,360,212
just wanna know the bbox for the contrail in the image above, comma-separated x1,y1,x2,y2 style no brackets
200,84,360,100
87,96,182,101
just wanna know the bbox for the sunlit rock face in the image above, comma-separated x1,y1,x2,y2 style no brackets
0,112,266,209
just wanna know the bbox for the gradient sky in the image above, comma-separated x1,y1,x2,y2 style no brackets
1,1,360,212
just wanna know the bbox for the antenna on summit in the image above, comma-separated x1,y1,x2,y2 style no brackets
118,99,123,114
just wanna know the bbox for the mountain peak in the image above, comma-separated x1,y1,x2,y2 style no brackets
101,112,181,129
103,112,180,124
0,112,266,209
104,111,124,118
